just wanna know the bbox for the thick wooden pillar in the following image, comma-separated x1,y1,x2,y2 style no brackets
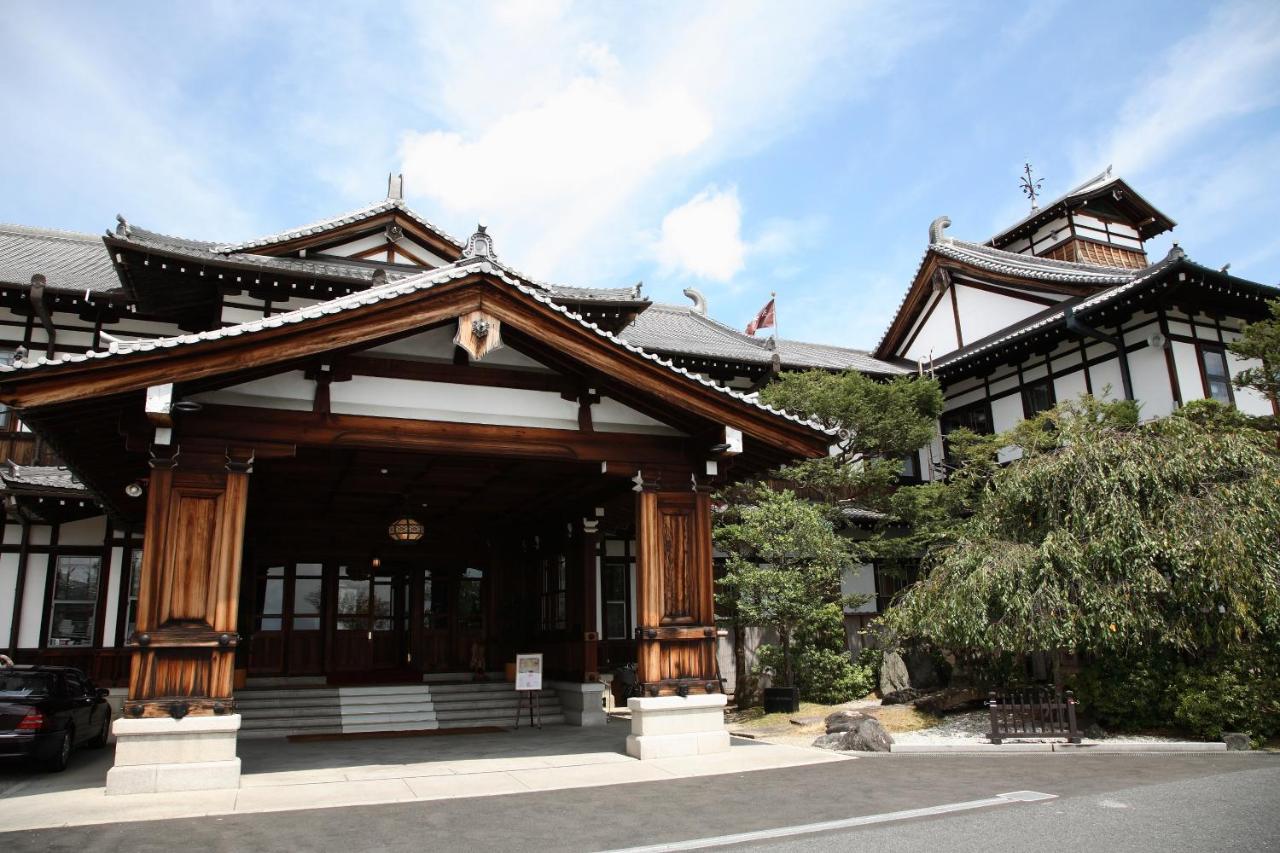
580,516,600,681
634,483,719,696
123,445,252,719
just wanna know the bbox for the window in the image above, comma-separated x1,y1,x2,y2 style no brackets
874,559,919,613
292,563,323,631
899,452,921,482
600,538,633,640
47,555,101,647
423,570,448,629
540,555,567,631
124,548,143,639
458,567,484,631
336,565,367,631
1200,346,1233,404
939,400,994,469
1021,378,1056,419
256,566,285,632
0,349,13,429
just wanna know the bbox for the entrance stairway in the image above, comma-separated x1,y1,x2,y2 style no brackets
237,678,564,739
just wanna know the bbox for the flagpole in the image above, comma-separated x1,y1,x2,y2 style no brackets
771,291,777,348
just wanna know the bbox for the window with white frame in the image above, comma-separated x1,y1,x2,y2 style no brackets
47,555,101,647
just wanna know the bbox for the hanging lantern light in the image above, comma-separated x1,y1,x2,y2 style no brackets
387,514,424,543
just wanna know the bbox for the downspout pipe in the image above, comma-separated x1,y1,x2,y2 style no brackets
28,275,56,359
1064,304,1133,401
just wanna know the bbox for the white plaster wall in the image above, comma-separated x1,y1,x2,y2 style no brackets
1226,351,1274,416
0,551,17,647
365,327,552,371
1129,346,1175,420
101,545,125,648
904,294,959,361
1171,341,1203,402
18,553,48,647
990,394,1024,434
1053,368,1089,404
1090,357,1125,402
953,285,1048,347
58,516,106,547
841,563,877,615
198,369,686,435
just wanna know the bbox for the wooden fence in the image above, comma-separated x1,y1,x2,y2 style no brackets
988,688,1081,744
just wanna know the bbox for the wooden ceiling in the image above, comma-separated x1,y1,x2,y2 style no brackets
245,446,634,556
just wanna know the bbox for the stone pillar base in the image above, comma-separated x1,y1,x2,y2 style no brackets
626,694,730,759
105,714,241,795
548,680,608,726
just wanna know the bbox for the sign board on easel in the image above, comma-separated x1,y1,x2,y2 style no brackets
514,653,544,729
515,653,543,691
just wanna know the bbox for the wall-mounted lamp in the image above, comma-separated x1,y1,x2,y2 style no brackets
124,481,144,498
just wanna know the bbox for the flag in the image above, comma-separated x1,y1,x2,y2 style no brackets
745,298,775,336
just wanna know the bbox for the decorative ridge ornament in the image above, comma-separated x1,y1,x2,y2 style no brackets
928,216,952,244
454,309,504,360
1019,162,1044,211
461,222,496,261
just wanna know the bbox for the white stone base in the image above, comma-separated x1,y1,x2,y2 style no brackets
105,714,242,795
548,680,608,726
625,694,730,759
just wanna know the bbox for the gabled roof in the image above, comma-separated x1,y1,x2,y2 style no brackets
988,167,1176,247
0,224,123,294
215,197,465,256
873,221,1141,360
0,260,833,444
931,249,1280,376
622,302,906,375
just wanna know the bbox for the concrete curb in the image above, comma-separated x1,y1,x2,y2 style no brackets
888,741,1229,754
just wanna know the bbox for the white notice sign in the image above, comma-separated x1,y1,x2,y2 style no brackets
515,653,543,691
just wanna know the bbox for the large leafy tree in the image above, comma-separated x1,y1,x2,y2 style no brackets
758,370,942,509
883,398,1280,660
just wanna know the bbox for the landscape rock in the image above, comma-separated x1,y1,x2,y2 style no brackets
881,688,928,706
879,650,911,695
914,687,986,715
812,717,894,753
1222,732,1251,751
789,715,823,727
823,709,871,734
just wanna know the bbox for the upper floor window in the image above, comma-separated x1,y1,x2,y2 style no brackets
1022,378,1056,419
939,400,993,470
1199,346,1233,405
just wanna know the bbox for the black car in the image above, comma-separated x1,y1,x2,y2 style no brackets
0,665,112,771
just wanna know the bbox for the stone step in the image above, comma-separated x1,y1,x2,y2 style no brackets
438,714,565,729
432,698,560,716
240,704,342,720
241,715,343,730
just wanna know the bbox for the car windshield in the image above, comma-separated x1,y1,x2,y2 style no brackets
0,672,56,699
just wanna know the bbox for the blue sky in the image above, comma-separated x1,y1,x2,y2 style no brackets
2,1,1278,349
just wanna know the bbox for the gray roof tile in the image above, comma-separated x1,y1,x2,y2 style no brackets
0,263,834,437
1,463,87,494
621,303,906,374
0,224,122,294
215,199,465,254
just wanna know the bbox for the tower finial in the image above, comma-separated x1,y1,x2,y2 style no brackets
387,172,404,201
1019,162,1044,211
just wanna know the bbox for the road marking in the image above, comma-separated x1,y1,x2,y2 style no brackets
598,790,1058,852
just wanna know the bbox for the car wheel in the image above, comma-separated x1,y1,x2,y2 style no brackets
45,729,72,773
87,713,110,749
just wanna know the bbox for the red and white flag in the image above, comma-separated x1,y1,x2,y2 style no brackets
745,298,776,336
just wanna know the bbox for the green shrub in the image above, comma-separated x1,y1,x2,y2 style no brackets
1073,646,1280,743
755,644,876,705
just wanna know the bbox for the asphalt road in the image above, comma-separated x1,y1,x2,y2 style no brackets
3,753,1277,852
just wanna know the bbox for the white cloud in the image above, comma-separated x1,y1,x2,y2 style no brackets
397,1,942,283
1083,2,1280,176
656,187,747,282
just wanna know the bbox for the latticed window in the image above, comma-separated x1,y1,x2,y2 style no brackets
47,555,101,647
540,555,567,631
601,538,634,639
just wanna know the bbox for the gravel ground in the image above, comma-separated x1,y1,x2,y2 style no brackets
891,710,1191,745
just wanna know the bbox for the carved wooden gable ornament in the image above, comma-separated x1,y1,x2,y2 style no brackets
453,310,504,360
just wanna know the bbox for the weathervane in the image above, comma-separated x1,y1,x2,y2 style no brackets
1019,162,1044,211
